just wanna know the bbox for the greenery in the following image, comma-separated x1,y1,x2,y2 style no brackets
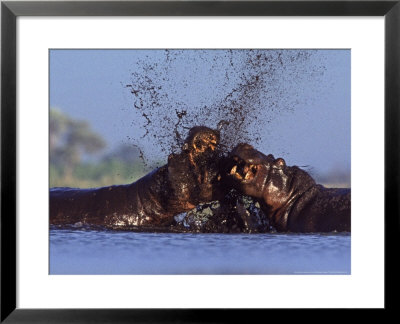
50,159,147,188
50,108,150,188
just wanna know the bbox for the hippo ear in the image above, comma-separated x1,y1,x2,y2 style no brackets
274,158,286,169
182,143,189,151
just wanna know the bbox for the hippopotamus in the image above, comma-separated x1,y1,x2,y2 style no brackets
50,126,224,230
223,143,351,232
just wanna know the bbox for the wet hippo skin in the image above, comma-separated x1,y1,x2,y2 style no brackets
50,126,223,228
224,143,351,232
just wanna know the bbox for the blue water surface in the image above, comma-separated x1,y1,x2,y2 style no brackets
50,229,350,275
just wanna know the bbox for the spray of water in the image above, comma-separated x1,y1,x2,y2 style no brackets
125,49,326,167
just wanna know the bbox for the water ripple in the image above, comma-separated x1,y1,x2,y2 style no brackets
50,229,350,275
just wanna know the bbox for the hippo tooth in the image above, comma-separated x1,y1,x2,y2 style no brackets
230,165,237,174
235,172,243,180
244,171,252,180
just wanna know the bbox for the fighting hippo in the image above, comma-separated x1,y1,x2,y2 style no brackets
224,143,351,232
50,126,224,229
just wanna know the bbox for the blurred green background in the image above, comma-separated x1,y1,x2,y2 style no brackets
50,108,154,188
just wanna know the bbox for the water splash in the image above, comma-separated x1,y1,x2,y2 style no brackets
125,50,326,165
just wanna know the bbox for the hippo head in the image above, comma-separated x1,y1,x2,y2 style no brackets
224,143,316,213
166,126,224,211
182,126,220,163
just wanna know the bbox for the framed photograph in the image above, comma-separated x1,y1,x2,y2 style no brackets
1,0,398,321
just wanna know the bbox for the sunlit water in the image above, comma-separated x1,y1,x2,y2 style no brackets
50,228,350,275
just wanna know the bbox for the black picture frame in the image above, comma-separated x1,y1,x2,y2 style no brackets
1,0,399,322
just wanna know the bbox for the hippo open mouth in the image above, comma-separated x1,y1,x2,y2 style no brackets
229,158,259,182
184,126,220,169
225,143,277,186
191,133,217,153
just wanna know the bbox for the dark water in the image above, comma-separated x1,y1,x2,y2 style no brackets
50,228,350,275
